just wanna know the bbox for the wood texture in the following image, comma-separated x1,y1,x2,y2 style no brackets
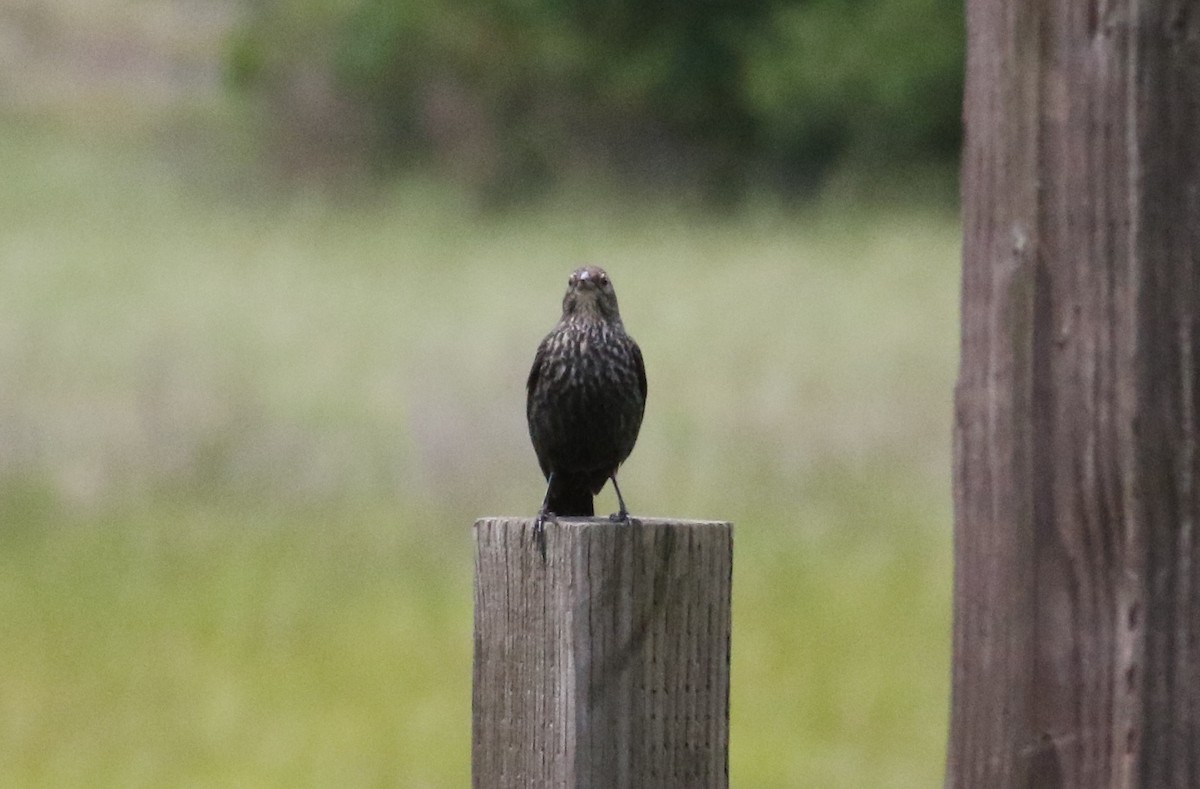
948,0,1200,786
472,517,732,789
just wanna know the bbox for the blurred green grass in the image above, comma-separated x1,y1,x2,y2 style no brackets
0,121,958,787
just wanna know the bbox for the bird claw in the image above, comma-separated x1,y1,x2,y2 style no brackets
608,509,631,524
533,511,558,560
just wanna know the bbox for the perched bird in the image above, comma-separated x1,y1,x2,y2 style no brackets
526,266,647,553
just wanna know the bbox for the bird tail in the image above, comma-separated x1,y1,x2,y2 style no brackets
546,475,594,516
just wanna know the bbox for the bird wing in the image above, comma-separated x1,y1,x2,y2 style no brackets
526,336,549,418
633,341,647,405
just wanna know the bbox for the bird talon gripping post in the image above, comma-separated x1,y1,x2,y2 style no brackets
531,511,557,560
526,266,647,556
607,475,631,523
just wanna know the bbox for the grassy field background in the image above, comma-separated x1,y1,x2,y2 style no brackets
0,119,959,786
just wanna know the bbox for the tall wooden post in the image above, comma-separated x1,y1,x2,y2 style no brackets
472,517,733,789
948,0,1199,786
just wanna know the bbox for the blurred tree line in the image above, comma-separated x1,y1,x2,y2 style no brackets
227,0,962,203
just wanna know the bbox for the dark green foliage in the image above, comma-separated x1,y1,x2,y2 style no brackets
227,0,963,200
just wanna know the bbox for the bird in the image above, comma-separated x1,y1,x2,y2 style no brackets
526,265,647,556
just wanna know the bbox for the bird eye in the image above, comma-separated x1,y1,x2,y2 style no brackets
599,273,609,286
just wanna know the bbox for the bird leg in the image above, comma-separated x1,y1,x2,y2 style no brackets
533,472,559,560
608,474,631,523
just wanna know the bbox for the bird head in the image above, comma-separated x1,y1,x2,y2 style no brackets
562,266,621,322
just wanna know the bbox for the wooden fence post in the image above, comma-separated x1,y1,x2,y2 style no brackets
948,0,1200,785
472,516,733,789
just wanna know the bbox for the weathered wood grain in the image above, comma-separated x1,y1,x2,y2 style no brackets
472,517,733,789
949,1,1200,786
